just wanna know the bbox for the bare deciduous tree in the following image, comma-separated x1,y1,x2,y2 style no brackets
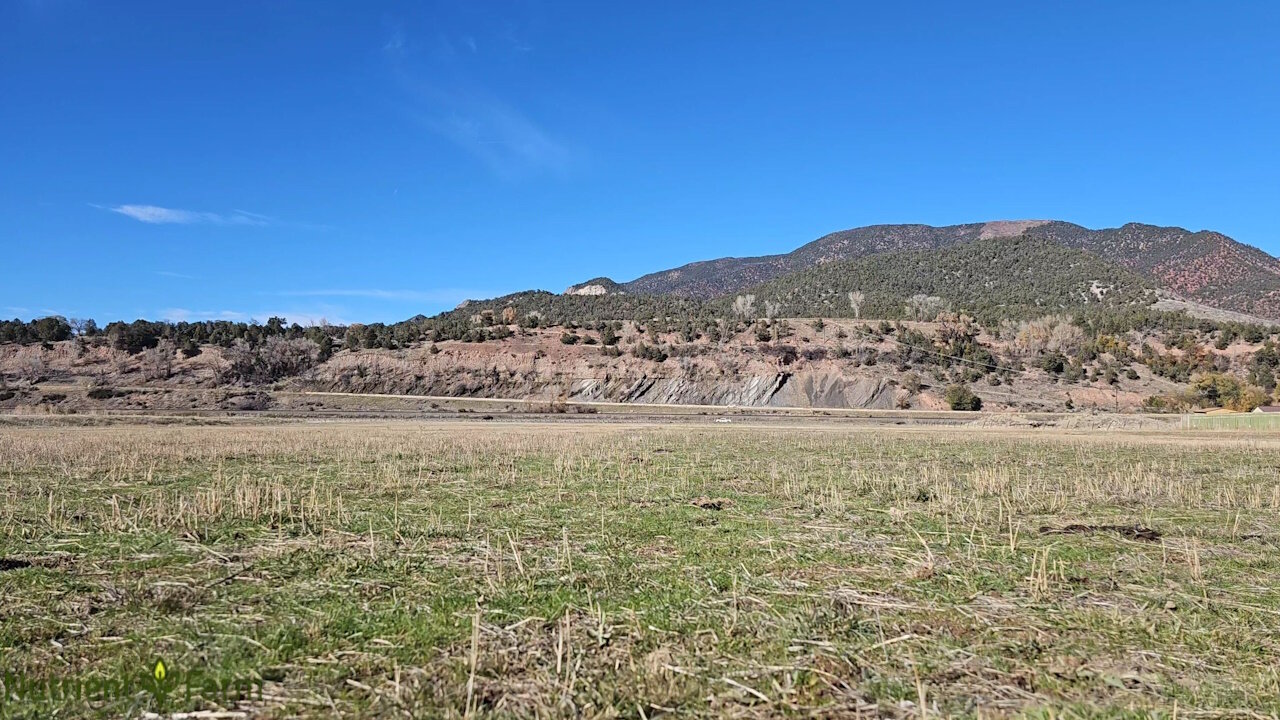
934,312,978,346
731,294,756,319
847,291,865,319
141,339,175,380
905,294,949,321
1013,315,1084,356
17,350,45,383
68,318,92,337
219,337,320,385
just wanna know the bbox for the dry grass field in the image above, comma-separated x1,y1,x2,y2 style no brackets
2,419,1280,718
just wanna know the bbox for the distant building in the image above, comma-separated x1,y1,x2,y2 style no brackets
1252,406,1280,414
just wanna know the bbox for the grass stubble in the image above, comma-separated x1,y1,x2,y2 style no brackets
1,420,1279,718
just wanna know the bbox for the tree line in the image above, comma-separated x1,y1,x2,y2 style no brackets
0,316,342,356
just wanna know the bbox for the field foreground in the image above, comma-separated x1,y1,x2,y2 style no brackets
2,419,1279,718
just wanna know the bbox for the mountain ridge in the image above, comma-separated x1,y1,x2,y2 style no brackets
571,220,1280,320
719,233,1157,325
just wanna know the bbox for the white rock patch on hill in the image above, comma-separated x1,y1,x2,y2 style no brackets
565,284,609,296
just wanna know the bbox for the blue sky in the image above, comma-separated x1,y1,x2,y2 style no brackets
4,1,1279,325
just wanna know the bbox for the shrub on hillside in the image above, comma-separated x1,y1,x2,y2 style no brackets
902,372,922,394
220,337,319,385
632,342,668,362
1187,372,1268,411
1143,394,1187,413
600,324,620,346
945,384,983,411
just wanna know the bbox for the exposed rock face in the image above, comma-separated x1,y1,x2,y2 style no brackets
979,220,1049,239
769,373,897,408
569,371,900,408
565,284,609,296
564,277,622,296
308,350,903,409
567,373,790,406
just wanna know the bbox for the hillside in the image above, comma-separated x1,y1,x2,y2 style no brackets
725,234,1156,323
618,222,1009,298
4,219,1280,416
0,317,1247,415
1029,222,1280,318
4,255,1280,416
594,220,1280,320
564,277,624,296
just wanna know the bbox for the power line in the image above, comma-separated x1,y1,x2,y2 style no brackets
879,334,1026,375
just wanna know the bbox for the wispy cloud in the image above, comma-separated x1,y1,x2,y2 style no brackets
384,18,575,179
155,270,197,280
159,308,351,327
4,306,82,320
98,204,333,231
276,289,492,305
103,204,271,226
159,308,249,322
423,93,572,178
156,290,485,328
153,289,489,329
383,24,406,56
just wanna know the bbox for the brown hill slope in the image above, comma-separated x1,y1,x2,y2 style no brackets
1032,222,1280,319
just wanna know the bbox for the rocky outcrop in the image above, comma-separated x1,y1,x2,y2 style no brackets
768,373,897,409
552,371,896,408
566,284,609,296
307,355,899,409
978,220,1049,239
564,277,623,296
567,373,789,406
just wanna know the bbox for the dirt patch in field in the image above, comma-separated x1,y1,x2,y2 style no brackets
1039,524,1162,542
968,411,1174,431
690,496,733,511
1057,412,1175,431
